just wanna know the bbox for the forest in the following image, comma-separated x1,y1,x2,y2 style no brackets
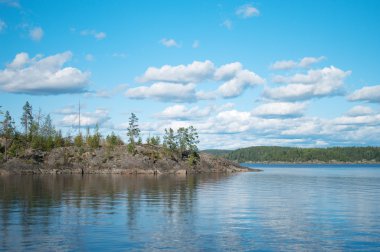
204,146,380,163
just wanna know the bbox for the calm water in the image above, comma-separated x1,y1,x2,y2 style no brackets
1,164,380,251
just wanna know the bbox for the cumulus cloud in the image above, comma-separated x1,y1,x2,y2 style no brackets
214,62,243,80
0,19,6,32
137,60,215,83
80,29,106,40
348,85,380,103
217,69,265,98
221,19,232,30
271,56,326,70
124,100,380,148
126,82,197,102
263,66,351,101
160,38,180,48
346,105,375,116
252,102,307,118
236,4,260,18
60,108,111,128
29,27,44,41
156,105,213,120
133,60,264,101
155,103,235,121
0,51,90,95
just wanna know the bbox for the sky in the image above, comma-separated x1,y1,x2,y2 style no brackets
1,0,380,149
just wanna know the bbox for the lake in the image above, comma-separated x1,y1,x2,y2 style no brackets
1,164,380,251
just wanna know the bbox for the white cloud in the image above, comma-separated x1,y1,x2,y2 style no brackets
60,108,111,128
0,19,6,32
221,19,232,30
270,60,297,71
192,40,200,48
348,85,380,103
252,102,307,118
133,60,264,101
346,105,375,116
0,51,90,95
264,66,351,101
80,29,106,40
236,4,260,18
123,101,380,148
214,62,243,80
217,69,265,98
334,114,380,126
160,38,180,48
137,60,215,83
156,105,213,120
299,56,326,68
29,27,44,41
126,82,197,102
271,56,326,70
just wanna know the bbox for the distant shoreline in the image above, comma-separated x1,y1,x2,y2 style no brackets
241,161,380,165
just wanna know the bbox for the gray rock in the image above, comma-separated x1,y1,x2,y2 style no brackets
0,145,261,175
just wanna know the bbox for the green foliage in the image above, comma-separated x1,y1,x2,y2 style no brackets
7,132,26,158
54,130,65,148
224,146,380,163
163,126,200,161
163,128,177,152
188,151,200,166
74,133,84,147
21,101,33,136
86,124,101,149
106,132,123,150
127,142,136,154
127,113,140,144
1,111,16,160
147,136,160,146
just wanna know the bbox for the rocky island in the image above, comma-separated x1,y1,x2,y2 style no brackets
0,145,258,175
0,103,259,175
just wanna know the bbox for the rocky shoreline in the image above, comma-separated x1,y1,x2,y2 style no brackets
0,145,261,175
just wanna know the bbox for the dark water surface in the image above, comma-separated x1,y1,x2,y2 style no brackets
1,164,380,251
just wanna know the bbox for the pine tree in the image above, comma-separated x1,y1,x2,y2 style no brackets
21,101,33,136
127,113,140,144
127,113,140,153
2,111,15,160
163,128,177,152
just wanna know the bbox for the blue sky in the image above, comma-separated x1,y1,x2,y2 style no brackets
1,0,380,149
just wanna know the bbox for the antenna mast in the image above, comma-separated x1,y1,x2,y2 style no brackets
78,100,81,135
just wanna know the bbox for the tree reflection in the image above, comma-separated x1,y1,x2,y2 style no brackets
0,173,230,250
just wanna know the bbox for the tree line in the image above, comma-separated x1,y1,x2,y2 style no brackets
214,146,380,163
0,102,200,164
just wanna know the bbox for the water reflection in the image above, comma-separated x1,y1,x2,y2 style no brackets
0,174,232,251
1,167,380,251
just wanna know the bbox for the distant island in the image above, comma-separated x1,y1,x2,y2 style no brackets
203,146,380,164
0,102,258,175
